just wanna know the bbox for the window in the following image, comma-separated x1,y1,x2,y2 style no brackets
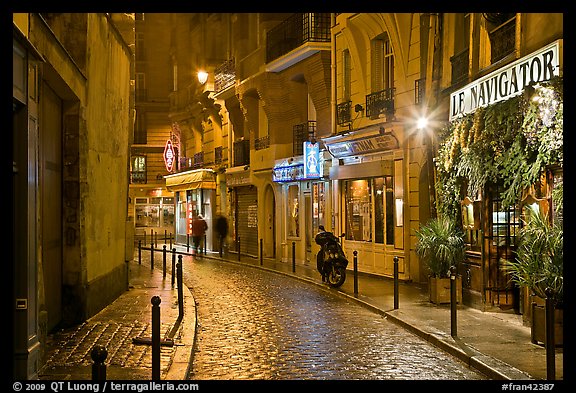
131,155,146,183
312,182,327,233
287,184,300,237
371,33,394,93
343,49,351,101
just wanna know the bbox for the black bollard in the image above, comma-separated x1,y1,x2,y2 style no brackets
177,256,184,319
450,265,458,337
260,239,263,266
545,287,556,380
164,230,167,245
91,345,107,381
138,240,142,264
150,241,154,270
171,248,176,287
353,250,358,296
151,296,161,380
187,234,190,253
169,233,173,249
237,238,241,261
393,256,399,309
162,245,167,279
154,231,158,248
292,242,296,273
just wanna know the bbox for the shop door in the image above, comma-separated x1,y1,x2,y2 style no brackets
236,186,259,257
41,82,63,331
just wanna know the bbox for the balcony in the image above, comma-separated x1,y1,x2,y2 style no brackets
293,121,316,156
255,135,270,151
214,58,236,93
489,17,516,63
337,101,352,126
266,13,331,65
365,88,395,119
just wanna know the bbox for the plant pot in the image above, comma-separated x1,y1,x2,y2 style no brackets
531,302,563,347
429,276,462,304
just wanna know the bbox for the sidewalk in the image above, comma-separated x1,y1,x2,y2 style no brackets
39,242,563,381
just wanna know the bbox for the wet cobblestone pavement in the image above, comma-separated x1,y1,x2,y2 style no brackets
183,256,486,380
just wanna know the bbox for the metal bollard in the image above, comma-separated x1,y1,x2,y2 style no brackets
151,296,161,381
393,256,399,309
154,231,158,248
165,230,167,245
187,234,190,253
177,256,184,319
292,242,296,273
171,248,176,287
260,239,263,265
150,241,154,270
353,251,358,296
545,287,556,380
162,245,167,279
138,240,142,265
237,238,241,261
169,233,173,249
91,345,107,381
450,265,458,337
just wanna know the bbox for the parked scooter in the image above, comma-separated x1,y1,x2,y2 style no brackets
315,226,349,288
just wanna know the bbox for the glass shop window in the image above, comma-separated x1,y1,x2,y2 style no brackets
287,184,300,237
345,179,372,241
461,197,481,252
491,186,520,247
312,181,327,233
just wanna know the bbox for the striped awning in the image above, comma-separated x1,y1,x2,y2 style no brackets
164,169,216,191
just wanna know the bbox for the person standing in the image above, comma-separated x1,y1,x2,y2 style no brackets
215,214,229,257
191,213,208,255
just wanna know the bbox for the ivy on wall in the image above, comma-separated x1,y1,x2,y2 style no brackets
435,76,563,218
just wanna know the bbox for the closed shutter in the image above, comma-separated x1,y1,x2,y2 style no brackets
236,186,259,257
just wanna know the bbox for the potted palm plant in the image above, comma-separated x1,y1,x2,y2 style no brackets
503,207,563,346
415,217,466,304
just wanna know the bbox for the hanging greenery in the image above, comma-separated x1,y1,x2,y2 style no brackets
435,76,563,216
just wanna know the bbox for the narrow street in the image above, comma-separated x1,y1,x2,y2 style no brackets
181,255,486,380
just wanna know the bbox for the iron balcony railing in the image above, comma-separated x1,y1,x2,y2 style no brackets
293,121,316,156
214,57,236,93
489,17,516,63
266,13,331,63
365,88,395,119
255,135,270,151
337,101,352,126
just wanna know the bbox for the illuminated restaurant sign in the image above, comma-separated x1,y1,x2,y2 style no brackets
163,139,175,172
449,40,561,120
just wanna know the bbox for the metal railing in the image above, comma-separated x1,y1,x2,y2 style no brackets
293,120,316,156
451,48,469,85
489,17,516,63
255,135,270,151
266,13,331,63
365,88,395,119
214,57,236,93
337,101,352,126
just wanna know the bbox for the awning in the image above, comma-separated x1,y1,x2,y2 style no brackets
164,169,216,192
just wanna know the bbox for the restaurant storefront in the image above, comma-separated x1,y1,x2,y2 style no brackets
165,169,217,249
323,125,409,279
437,40,563,311
272,142,331,265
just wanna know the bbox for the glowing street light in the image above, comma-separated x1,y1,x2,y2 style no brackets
197,70,208,85
417,117,429,130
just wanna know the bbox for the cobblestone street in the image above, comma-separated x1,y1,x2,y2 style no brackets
184,256,486,380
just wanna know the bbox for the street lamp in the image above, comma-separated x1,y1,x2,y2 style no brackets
197,70,208,85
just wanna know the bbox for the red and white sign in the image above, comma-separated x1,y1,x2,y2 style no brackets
163,139,175,172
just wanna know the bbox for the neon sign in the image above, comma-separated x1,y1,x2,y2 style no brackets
163,139,175,172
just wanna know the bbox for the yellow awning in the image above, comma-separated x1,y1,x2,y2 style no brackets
165,169,216,191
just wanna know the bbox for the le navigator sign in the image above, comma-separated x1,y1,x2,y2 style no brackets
449,40,561,121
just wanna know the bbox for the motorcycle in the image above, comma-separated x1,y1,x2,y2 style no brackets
315,227,349,288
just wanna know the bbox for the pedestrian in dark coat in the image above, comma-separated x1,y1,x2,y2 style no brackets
191,213,208,255
215,214,229,257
